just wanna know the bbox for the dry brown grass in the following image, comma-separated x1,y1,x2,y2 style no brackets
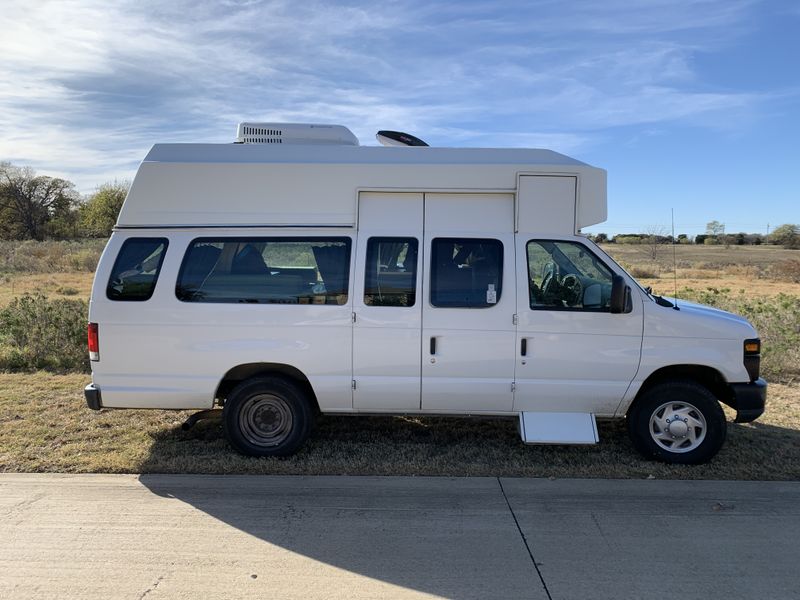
0,273,95,307
603,243,800,296
1,373,798,479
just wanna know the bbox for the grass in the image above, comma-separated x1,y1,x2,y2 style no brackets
1,373,798,478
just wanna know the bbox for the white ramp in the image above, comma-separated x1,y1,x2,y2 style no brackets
519,412,599,444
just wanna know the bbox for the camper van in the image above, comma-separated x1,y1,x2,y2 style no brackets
85,123,766,464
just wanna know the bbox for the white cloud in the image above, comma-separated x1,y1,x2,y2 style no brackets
0,0,778,192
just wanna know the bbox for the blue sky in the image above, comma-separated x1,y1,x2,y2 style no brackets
0,0,797,236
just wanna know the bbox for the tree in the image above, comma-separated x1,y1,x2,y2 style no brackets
642,225,668,260
593,233,608,244
769,224,800,249
80,181,129,237
706,220,725,236
0,162,78,240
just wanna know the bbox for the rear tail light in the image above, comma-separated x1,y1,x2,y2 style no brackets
88,323,99,362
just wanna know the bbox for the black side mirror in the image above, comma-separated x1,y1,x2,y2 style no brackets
610,275,631,314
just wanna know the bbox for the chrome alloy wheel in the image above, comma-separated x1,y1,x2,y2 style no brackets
238,393,294,447
648,401,707,454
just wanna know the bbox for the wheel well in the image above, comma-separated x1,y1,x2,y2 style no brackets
215,363,319,411
631,365,733,413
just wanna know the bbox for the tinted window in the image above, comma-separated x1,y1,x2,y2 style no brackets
106,238,168,301
176,238,351,305
430,238,503,308
364,237,418,307
527,240,614,311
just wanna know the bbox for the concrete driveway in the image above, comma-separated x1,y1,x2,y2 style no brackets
1,474,798,599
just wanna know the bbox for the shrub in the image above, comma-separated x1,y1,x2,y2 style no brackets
679,288,800,382
769,259,800,283
629,265,660,278
0,239,105,273
0,294,88,372
55,286,80,296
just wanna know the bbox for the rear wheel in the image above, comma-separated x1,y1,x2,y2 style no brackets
223,377,313,457
627,380,726,464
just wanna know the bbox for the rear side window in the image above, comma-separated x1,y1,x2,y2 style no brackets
430,238,503,308
106,238,168,301
176,237,352,305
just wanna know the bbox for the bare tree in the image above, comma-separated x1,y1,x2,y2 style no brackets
641,225,668,261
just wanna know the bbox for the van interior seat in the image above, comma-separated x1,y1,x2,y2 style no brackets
181,245,222,289
232,244,270,275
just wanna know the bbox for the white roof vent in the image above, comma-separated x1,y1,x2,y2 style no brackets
235,122,359,146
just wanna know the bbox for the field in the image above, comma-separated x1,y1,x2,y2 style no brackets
0,240,798,477
603,243,800,297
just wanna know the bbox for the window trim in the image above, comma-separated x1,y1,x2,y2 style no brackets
174,236,353,305
429,237,504,309
364,236,419,308
526,239,615,313
106,237,169,302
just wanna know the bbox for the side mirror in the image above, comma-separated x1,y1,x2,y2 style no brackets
610,275,631,314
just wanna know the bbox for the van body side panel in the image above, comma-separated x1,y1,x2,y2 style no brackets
90,230,354,410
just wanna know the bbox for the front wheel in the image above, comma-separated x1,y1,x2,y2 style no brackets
223,377,313,457
627,380,727,464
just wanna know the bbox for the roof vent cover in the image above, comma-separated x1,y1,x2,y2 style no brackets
236,123,359,146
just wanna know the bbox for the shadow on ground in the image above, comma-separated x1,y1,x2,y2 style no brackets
138,474,541,599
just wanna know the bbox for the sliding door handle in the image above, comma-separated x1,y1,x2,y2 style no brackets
430,336,436,355
521,338,527,357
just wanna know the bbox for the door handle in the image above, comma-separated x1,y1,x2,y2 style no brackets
430,336,436,355
521,338,527,357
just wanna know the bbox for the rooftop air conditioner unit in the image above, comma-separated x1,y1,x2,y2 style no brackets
235,123,359,146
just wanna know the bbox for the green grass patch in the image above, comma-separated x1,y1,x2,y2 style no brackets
0,294,89,373
678,288,800,382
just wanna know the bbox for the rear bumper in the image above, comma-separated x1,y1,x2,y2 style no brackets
84,384,103,410
728,378,767,423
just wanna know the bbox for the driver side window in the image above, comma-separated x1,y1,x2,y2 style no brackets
527,240,614,311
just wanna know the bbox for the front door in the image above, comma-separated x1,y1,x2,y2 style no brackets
513,237,643,416
421,193,516,413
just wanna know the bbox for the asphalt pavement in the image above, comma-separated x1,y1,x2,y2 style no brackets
1,474,798,599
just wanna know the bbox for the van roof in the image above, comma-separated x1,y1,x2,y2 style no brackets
118,143,606,229
143,143,591,167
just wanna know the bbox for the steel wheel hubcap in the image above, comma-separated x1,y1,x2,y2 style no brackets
649,401,706,453
239,394,293,447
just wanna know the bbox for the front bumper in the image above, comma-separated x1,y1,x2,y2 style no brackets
728,378,767,423
84,384,103,410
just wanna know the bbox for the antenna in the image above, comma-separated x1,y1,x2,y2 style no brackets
672,208,679,310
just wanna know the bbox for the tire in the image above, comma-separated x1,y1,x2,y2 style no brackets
223,377,313,457
627,380,727,465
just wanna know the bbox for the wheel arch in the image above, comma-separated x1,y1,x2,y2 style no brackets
215,363,319,411
627,364,732,416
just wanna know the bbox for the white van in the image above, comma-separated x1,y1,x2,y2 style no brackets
85,123,766,464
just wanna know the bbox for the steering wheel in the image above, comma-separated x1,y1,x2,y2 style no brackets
540,262,560,302
561,274,583,306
